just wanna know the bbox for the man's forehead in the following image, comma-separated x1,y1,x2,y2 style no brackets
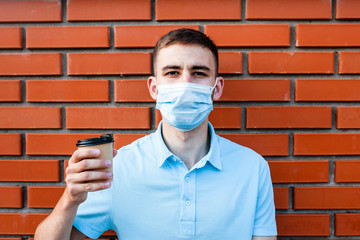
155,44,215,68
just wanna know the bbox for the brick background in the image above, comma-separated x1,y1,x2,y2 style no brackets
0,0,360,238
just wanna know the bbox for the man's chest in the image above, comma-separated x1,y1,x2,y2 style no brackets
111,165,259,239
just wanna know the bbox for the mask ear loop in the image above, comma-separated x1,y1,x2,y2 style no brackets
211,77,219,94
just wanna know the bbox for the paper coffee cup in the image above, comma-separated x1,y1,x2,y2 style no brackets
76,134,114,181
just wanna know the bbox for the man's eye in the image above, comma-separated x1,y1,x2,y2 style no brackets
194,72,207,77
166,71,178,76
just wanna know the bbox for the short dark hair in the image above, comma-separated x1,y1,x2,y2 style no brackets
153,28,219,75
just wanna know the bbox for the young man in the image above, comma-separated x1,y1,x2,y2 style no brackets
35,28,277,240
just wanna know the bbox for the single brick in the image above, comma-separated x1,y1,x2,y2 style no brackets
114,134,147,149
273,187,289,210
336,214,360,235
246,0,331,19
335,160,360,182
248,52,334,74
27,80,110,102
66,107,150,129
0,213,48,234
337,107,360,128
295,187,360,209
276,214,330,236
0,107,61,129
0,134,22,155
0,160,60,182
246,106,332,129
296,79,360,101
219,79,290,102
219,134,289,156
218,52,243,74
209,107,242,129
0,27,21,48
156,0,241,20
0,53,62,76
0,0,61,22
0,80,21,102
0,187,22,208
205,24,290,47
336,0,360,19
114,25,199,48
155,107,242,129
115,79,152,102
268,161,329,183
297,24,360,47
27,186,64,208
26,134,107,155
26,26,110,49
339,51,360,74
68,52,151,75
67,0,151,21
294,133,360,155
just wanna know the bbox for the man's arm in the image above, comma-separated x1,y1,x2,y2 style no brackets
35,191,86,240
252,236,277,240
34,148,115,240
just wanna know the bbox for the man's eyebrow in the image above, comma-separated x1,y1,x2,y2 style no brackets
161,65,181,71
192,65,211,71
161,65,211,72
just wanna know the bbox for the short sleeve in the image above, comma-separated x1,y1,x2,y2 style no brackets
252,159,277,236
73,186,113,239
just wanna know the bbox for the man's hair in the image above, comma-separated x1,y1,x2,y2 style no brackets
153,28,219,75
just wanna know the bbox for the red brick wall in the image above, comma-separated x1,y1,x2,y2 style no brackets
1,0,360,238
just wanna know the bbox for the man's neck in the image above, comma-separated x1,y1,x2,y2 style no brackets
161,120,210,170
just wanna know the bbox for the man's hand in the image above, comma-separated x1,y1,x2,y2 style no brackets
35,148,117,240
64,148,117,205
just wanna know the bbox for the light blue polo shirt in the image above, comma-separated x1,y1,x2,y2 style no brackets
74,122,277,239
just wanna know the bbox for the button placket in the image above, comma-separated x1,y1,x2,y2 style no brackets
180,171,196,235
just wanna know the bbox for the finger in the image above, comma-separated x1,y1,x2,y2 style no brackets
70,170,113,183
67,181,111,196
70,148,101,164
81,181,112,192
69,159,111,174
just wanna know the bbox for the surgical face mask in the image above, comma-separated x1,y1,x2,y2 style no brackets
155,78,218,132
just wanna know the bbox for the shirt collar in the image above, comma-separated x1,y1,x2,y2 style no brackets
153,121,174,168
152,121,222,171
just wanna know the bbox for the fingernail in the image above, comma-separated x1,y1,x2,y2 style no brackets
105,182,111,188
107,172,113,178
93,149,100,155
105,160,112,167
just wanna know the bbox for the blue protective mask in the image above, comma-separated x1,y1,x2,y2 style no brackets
155,79,218,132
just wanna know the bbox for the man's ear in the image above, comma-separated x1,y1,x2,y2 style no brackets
213,77,224,101
147,76,158,100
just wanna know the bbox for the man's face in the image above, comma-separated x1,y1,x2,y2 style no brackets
154,44,217,87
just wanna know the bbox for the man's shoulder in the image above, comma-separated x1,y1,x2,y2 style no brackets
113,133,157,168
119,133,154,153
215,133,267,168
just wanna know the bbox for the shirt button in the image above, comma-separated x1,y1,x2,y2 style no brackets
185,177,191,182
185,201,191,206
